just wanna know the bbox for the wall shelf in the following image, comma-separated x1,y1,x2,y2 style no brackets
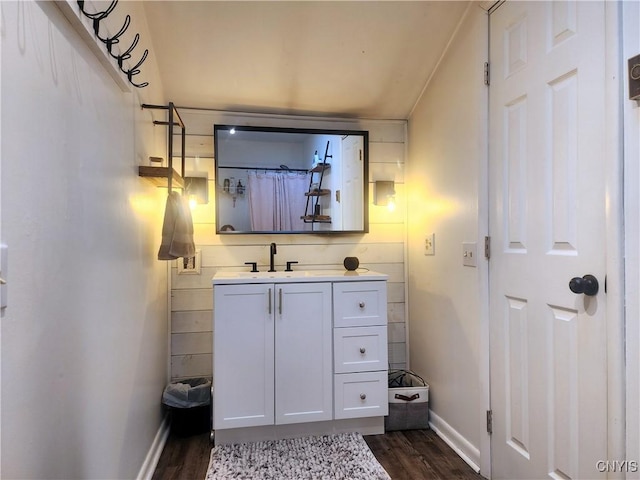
139,102,185,190
138,166,184,189
310,163,330,173
301,215,331,223
305,189,331,197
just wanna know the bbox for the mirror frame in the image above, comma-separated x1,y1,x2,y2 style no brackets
213,124,369,235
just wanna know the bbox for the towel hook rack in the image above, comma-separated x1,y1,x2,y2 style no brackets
76,0,149,89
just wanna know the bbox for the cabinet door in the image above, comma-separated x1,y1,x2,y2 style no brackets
275,282,333,425
213,284,274,429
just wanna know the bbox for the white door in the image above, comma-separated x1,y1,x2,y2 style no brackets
213,284,275,429
275,282,333,424
489,2,608,479
341,135,364,231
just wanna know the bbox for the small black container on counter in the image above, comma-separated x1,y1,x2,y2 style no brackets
343,257,359,271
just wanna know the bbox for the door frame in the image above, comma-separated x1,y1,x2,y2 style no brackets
623,1,640,473
603,0,626,466
481,1,625,477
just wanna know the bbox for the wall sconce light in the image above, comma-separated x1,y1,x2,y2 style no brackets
374,180,395,211
185,173,208,209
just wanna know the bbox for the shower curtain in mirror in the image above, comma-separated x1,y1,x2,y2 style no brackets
247,171,309,231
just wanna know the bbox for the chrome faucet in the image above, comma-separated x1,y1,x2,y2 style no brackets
268,242,277,272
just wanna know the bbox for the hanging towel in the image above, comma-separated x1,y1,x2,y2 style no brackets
158,191,196,260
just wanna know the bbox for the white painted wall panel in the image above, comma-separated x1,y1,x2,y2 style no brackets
407,4,487,471
172,310,213,334
172,354,213,379
1,2,168,479
171,289,213,311
172,332,213,355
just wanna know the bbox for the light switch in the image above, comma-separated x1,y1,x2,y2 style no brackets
462,242,477,267
425,233,435,256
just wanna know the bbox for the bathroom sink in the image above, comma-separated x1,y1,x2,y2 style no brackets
213,270,387,285
228,271,301,279
212,269,387,284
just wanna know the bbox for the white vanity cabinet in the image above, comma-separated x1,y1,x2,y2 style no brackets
212,270,388,444
213,282,332,431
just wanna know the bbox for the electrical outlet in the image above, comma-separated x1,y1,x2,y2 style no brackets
425,233,435,256
178,250,201,275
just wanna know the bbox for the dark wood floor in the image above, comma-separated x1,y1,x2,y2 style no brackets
152,429,484,480
364,430,484,480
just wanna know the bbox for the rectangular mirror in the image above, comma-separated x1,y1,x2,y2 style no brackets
214,125,369,234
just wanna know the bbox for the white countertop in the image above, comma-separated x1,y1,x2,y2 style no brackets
212,269,388,285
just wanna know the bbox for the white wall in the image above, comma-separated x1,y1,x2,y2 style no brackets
1,2,169,478
168,110,408,381
406,4,488,472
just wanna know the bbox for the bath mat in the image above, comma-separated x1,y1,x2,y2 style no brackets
205,432,391,480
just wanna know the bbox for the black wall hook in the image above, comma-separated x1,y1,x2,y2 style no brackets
117,33,140,69
77,0,148,89
94,14,131,56
78,0,117,20
126,49,149,88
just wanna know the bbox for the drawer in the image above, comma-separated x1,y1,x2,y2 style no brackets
333,281,387,327
334,326,388,373
334,371,388,419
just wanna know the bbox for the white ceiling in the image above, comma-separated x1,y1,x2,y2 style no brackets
143,1,471,120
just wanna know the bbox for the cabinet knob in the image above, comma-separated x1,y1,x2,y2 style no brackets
360,393,367,400
359,347,366,354
359,301,365,308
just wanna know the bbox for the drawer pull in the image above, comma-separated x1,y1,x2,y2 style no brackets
359,347,366,354
360,393,367,400
359,301,365,308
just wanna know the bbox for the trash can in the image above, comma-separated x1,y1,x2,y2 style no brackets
385,369,429,431
162,378,211,437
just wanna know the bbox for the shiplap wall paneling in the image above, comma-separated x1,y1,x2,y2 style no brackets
170,111,407,380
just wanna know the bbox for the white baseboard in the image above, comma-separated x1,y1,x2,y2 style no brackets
137,414,171,480
428,409,481,473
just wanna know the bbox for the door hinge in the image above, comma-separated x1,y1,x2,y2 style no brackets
486,410,493,435
484,236,491,260
484,62,490,86
359,149,362,161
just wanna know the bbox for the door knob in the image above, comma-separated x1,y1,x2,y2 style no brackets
569,274,599,296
